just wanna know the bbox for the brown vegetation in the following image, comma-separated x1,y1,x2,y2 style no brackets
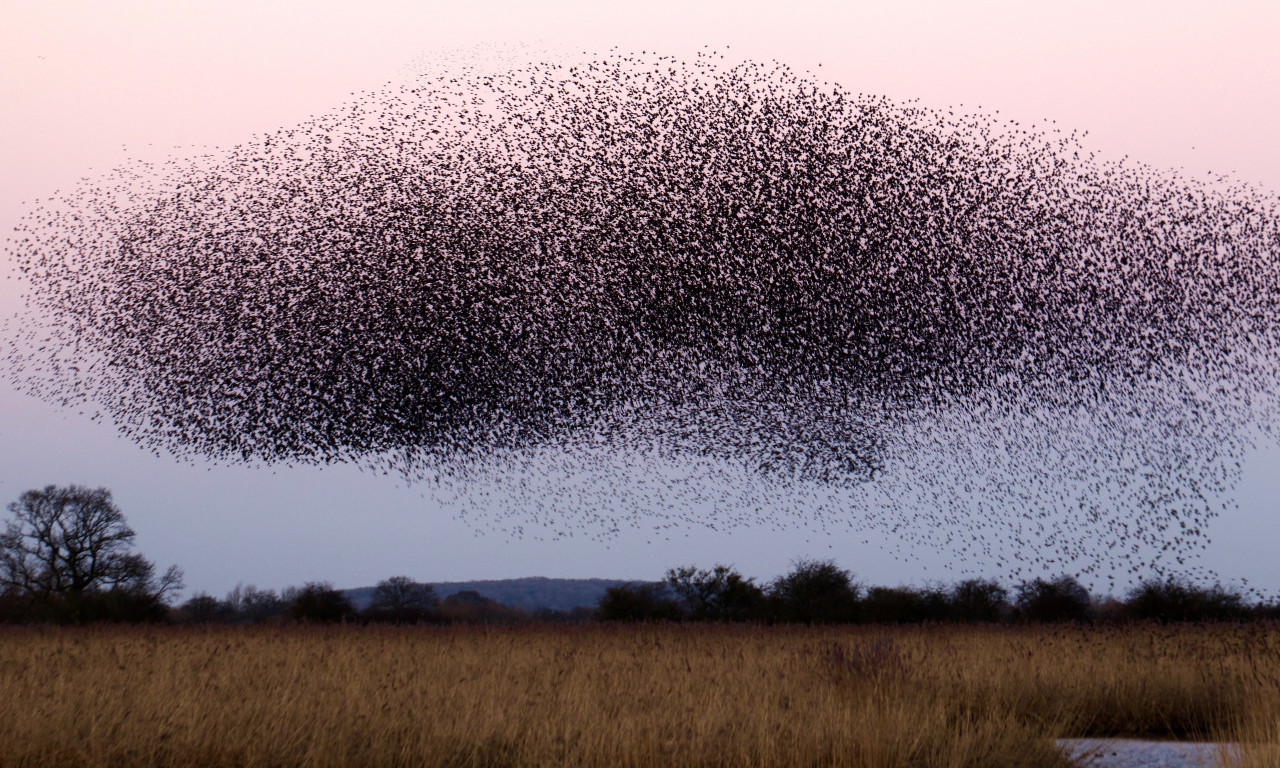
0,623,1275,768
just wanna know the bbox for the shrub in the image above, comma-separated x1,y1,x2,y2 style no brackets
178,593,237,624
440,591,528,623
597,583,681,622
769,559,860,624
863,586,944,624
1124,577,1248,623
288,582,355,623
949,579,1009,622
665,565,765,621
226,584,289,624
1015,575,1092,623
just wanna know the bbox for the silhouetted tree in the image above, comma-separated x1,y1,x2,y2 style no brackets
225,584,288,623
769,559,860,624
0,485,182,623
364,576,439,623
1015,575,1093,623
666,565,765,621
1124,577,1247,623
287,581,354,623
949,579,1009,622
597,583,681,622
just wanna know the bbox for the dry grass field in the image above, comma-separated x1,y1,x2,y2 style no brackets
0,622,1277,767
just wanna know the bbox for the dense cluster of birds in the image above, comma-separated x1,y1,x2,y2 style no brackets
6,49,1279,583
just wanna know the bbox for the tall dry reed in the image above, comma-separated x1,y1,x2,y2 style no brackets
0,623,1273,767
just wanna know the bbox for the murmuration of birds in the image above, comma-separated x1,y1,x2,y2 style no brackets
5,49,1279,586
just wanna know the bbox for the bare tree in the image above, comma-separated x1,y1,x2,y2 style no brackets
0,485,182,621
365,575,438,623
665,565,763,621
225,584,288,623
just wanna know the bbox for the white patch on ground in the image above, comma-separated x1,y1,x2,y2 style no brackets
1057,739,1240,768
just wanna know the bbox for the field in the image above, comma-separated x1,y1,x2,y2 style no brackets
1,623,1278,767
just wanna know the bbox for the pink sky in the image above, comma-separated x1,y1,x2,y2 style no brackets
1,1,1278,596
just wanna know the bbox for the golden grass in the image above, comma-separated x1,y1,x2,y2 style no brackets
0,622,1275,767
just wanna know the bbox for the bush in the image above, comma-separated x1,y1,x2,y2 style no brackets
440,591,528,623
1124,577,1248,623
949,579,1009,622
597,583,681,622
288,582,355,623
0,587,31,623
665,565,765,621
226,584,289,624
76,588,172,623
1015,575,1092,623
863,586,948,624
178,593,237,624
769,559,860,624
532,605,598,623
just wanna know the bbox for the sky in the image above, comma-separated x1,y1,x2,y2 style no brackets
2,0,1279,599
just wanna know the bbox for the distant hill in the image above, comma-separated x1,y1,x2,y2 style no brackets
344,577,657,612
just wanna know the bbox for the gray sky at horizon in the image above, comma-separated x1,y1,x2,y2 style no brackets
2,0,1279,599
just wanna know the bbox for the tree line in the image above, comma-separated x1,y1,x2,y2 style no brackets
172,578,578,625
3,485,1276,625
598,561,1276,624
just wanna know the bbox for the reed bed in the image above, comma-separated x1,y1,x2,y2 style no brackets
0,623,1275,767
